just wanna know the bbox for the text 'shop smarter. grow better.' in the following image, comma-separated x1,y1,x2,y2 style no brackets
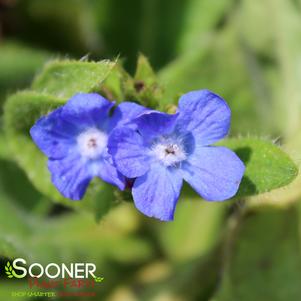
30,89,245,221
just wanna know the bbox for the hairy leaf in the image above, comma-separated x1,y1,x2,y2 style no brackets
32,59,115,98
219,138,298,197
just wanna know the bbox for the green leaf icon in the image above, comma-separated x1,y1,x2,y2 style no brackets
5,262,14,278
94,276,104,283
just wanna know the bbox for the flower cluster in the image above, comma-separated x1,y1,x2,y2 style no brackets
31,90,245,221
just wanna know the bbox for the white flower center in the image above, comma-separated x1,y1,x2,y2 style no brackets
77,128,108,159
152,137,187,167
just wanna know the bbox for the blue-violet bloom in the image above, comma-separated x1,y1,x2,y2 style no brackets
30,93,146,200
108,90,245,221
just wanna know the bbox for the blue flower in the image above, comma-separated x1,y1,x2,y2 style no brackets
108,90,245,221
30,93,147,200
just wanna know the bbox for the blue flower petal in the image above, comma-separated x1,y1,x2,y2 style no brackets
177,90,231,146
109,102,148,130
132,164,183,221
108,127,151,178
134,111,179,141
181,146,245,201
92,159,126,190
62,93,114,129
31,93,114,160
48,153,92,200
30,107,80,159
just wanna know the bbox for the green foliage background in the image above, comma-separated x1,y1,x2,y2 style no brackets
1,0,301,300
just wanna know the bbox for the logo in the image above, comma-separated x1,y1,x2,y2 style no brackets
4,258,104,298
93,276,104,283
5,261,21,279
4,258,103,280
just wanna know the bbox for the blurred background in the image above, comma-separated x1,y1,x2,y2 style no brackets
1,0,301,300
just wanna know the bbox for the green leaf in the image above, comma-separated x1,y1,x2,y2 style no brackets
101,55,163,109
219,138,298,197
4,91,65,134
99,63,129,103
132,54,163,108
212,206,301,301
32,59,116,98
134,54,157,82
